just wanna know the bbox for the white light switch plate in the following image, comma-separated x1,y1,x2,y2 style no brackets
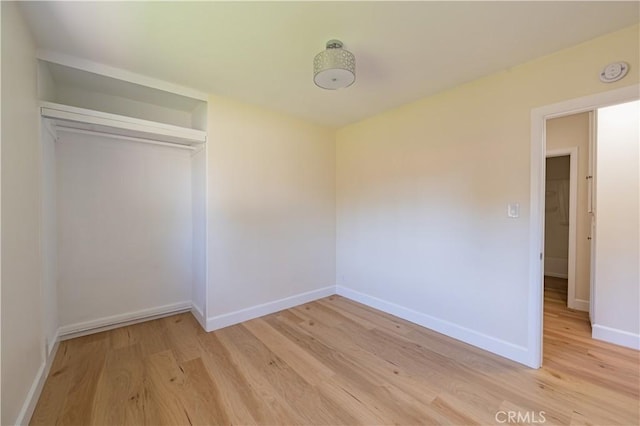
507,202,520,218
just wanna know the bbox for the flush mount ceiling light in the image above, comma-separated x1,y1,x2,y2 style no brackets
313,40,356,90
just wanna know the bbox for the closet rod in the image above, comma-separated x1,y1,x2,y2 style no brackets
55,126,197,151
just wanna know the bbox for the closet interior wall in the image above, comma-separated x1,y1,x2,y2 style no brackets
54,129,194,334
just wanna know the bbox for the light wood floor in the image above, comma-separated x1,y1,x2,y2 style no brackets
544,275,568,298
31,294,639,425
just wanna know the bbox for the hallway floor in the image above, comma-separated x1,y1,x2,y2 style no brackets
544,275,568,303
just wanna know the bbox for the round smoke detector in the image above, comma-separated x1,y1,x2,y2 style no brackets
599,62,629,83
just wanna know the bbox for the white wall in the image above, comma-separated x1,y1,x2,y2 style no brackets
206,96,335,328
546,113,591,301
593,100,639,349
56,131,193,331
191,147,207,324
336,25,639,365
1,2,45,424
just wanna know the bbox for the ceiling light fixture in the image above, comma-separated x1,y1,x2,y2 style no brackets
313,40,355,90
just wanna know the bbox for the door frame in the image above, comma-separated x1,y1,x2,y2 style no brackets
545,148,578,310
527,84,639,368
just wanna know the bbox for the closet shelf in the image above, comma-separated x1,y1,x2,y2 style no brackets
41,102,207,146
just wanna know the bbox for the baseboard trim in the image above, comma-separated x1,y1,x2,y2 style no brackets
336,286,532,367
544,257,568,279
46,330,60,357
569,298,589,312
206,286,335,331
58,301,192,340
544,272,568,279
592,324,640,350
191,304,206,330
15,340,60,425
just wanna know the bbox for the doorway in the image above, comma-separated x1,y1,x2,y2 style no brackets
545,111,592,314
528,84,640,368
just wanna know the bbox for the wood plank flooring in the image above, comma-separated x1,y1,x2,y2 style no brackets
544,276,568,300
31,294,639,425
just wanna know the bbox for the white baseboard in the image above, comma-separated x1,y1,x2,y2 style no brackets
58,301,192,340
544,272,568,279
14,340,60,426
46,330,60,357
592,324,640,350
191,304,206,330
336,286,532,367
569,298,589,312
206,286,335,331
544,257,568,279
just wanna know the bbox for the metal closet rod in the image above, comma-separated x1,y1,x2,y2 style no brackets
55,126,198,151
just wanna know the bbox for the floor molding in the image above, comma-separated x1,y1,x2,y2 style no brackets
206,286,335,331
544,257,568,279
191,304,206,329
336,285,532,367
15,341,60,426
46,330,60,357
569,298,589,312
58,301,192,340
592,324,640,350
544,271,568,279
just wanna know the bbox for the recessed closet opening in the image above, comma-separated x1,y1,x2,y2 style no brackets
38,58,208,353
41,120,207,348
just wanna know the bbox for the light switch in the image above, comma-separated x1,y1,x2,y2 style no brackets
507,202,520,218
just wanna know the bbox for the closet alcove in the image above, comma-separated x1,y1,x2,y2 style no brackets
38,56,208,353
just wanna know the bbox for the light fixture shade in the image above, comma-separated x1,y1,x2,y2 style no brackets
313,40,355,90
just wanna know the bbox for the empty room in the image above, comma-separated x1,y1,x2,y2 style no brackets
2,2,639,425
